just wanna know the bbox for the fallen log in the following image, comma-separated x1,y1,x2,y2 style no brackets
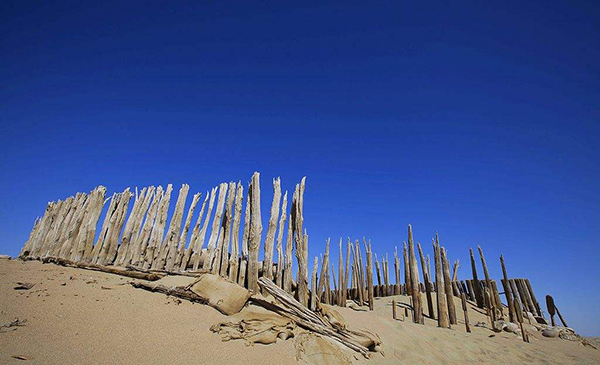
131,281,207,304
41,257,164,281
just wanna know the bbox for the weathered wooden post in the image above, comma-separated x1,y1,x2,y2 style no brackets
247,173,262,293
434,240,449,328
418,242,435,319
477,245,501,315
546,295,556,326
403,241,410,295
500,254,515,323
237,186,251,286
203,183,228,271
514,298,529,343
190,187,216,271
441,245,457,325
310,256,319,311
217,181,237,277
262,178,281,285
394,246,401,295
292,178,308,306
408,225,422,324
228,182,244,281
392,299,397,320
317,239,330,303
524,279,542,317
275,191,288,287
469,248,484,308
344,238,351,304
366,242,374,311
461,292,471,333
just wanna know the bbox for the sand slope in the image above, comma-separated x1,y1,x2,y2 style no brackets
1,259,598,364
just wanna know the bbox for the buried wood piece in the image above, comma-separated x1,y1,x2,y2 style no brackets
43,256,163,281
469,248,484,308
418,243,435,319
514,298,529,343
392,299,397,320
275,191,288,287
408,225,422,324
262,177,281,284
500,254,516,323
546,295,556,326
461,292,471,333
433,240,450,328
257,277,371,358
131,281,206,304
441,246,457,325
247,172,263,293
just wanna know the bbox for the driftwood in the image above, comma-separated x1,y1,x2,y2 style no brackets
247,172,263,293
262,178,281,284
217,181,237,277
258,277,370,358
237,185,251,286
514,298,529,343
131,281,207,304
469,248,484,308
181,191,209,271
403,241,410,295
500,255,515,323
229,182,244,282
441,246,457,325
42,257,163,281
204,183,228,272
292,178,308,306
192,187,217,271
418,243,435,319
275,191,288,287
365,242,374,311
338,239,344,307
461,292,471,333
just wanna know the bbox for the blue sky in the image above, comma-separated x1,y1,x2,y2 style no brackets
1,1,599,335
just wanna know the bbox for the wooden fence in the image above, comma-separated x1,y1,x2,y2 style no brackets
18,171,546,329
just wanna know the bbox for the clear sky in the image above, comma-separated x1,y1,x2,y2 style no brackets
1,1,598,335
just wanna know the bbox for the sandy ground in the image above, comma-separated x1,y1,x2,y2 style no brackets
1,259,598,364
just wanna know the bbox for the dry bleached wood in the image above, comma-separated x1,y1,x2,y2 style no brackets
192,187,217,271
43,256,163,281
217,181,237,277
317,238,330,303
262,177,281,283
418,242,435,319
180,191,209,271
433,239,449,328
203,183,228,272
144,184,173,269
407,225,422,324
228,182,244,281
131,281,207,304
292,178,308,305
247,172,262,293
441,246,457,325
173,191,202,270
237,183,251,287
258,277,370,358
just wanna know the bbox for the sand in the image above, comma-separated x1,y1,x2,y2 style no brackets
1,259,598,364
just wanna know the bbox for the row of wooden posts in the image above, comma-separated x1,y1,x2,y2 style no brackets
19,171,550,332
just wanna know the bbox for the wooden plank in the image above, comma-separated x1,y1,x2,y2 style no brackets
79,187,108,262
275,191,288,287
247,172,263,293
91,192,119,263
103,189,133,265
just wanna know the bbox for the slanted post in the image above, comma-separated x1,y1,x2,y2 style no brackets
546,295,556,326
469,248,484,308
247,173,262,293
434,239,449,328
408,225,422,324
418,242,435,319
441,245,457,325
461,292,471,333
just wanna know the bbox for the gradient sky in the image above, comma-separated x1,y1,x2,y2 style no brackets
1,1,599,335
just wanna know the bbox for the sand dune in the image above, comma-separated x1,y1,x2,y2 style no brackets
1,259,598,364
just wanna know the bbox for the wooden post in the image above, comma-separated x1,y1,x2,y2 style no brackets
461,292,471,333
317,239,330,303
434,240,449,328
514,298,529,343
451,260,460,296
546,295,556,326
144,184,173,269
310,256,319,311
366,242,374,311
203,183,229,271
238,184,251,287
392,299,397,320
344,238,351,304
355,240,365,306
247,172,263,293
441,245,457,325
275,191,288,287
394,246,401,295
191,187,217,271
180,191,209,270
292,178,308,306
131,186,163,266
172,191,201,270
157,184,189,270
282,194,294,292
500,254,515,323
374,253,382,297
338,238,344,307
228,182,244,281
469,248,484,308
524,279,542,317
518,279,536,316
262,177,281,283
115,187,148,265
556,305,568,327
418,243,435,319
403,241,410,295
383,253,390,296
216,181,237,276
408,225,422,324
